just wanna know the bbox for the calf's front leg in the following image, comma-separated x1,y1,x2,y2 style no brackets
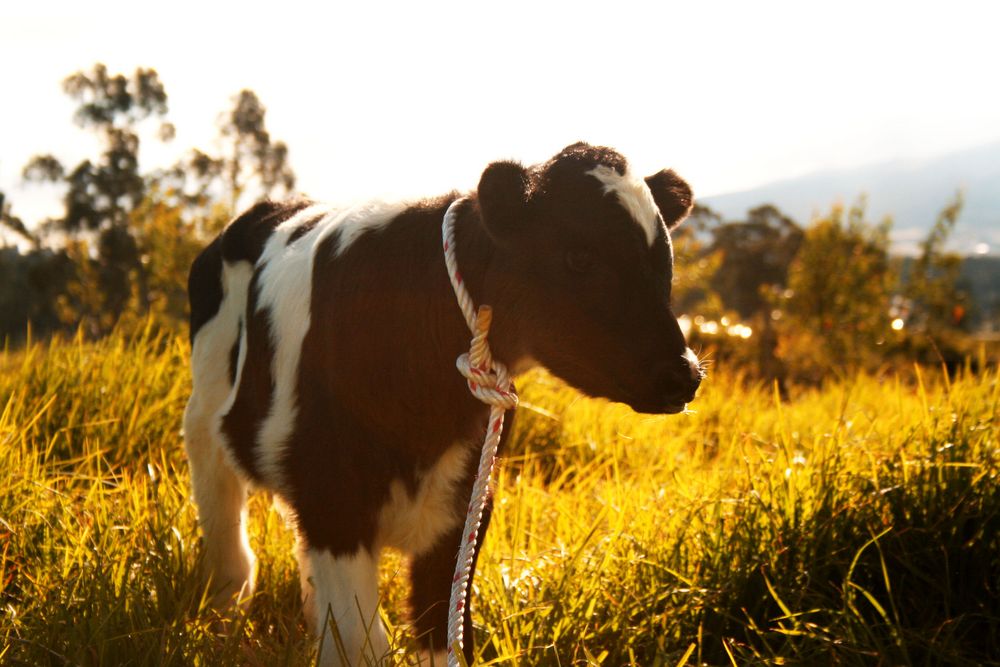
304,546,390,667
409,492,494,666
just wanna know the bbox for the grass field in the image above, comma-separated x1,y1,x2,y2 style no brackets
1,325,998,665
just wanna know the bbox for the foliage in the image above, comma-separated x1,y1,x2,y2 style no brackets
779,200,895,381
0,247,74,341
0,191,35,245
670,204,723,317
905,192,970,333
8,64,295,340
1,327,998,665
706,204,803,319
165,89,296,221
128,189,206,330
20,64,174,331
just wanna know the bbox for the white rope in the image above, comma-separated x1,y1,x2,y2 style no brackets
442,197,518,664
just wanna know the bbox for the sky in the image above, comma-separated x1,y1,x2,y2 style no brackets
2,0,1000,228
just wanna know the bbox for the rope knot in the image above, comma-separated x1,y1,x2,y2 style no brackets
455,306,518,411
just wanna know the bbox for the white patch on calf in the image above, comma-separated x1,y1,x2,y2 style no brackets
332,199,410,257
305,548,389,667
251,200,408,493
588,164,662,246
250,205,331,491
377,443,472,555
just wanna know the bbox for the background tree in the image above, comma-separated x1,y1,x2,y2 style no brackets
1,191,36,246
169,89,296,228
905,192,969,333
22,64,174,333
670,203,723,315
780,200,895,379
707,204,803,319
15,65,296,337
0,246,75,341
126,188,204,328
678,205,803,388
0,192,73,342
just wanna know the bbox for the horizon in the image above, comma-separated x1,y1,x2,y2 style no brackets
3,1,1000,245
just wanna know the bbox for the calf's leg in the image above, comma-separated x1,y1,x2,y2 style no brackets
183,321,256,608
409,493,493,666
303,546,390,666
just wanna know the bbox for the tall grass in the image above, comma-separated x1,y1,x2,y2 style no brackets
1,327,997,665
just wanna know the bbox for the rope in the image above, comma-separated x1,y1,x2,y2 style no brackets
442,197,518,664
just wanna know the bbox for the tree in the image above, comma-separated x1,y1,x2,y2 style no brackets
781,200,895,378
670,203,723,315
127,188,205,328
0,191,36,247
169,89,295,224
706,204,803,318
905,192,968,333
22,64,174,332
0,245,75,341
5,63,306,339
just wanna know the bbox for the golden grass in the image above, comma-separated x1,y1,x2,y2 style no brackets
1,326,997,665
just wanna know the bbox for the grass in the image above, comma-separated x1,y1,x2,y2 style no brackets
1,324,998,665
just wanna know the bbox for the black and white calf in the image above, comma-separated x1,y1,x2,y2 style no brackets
182,142,703,665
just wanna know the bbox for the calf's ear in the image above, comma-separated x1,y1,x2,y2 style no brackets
477,160,530,246
645,169,693,230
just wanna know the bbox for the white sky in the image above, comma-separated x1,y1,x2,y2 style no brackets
2,0,1000,227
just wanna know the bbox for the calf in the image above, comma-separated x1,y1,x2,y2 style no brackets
183,142,702,665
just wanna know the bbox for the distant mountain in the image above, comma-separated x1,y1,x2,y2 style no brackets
701,142,1000,256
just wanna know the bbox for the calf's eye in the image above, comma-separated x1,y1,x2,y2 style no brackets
565,248,593,273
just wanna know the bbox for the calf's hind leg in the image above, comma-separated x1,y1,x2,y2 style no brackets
183,323,256,608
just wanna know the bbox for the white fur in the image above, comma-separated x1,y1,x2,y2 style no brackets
683,347,701,381
250,205,330,491
332,199,410,258
587,164,662,246
252,200,408,493
184,260,257,606
378,444,471,555
306,548,389,667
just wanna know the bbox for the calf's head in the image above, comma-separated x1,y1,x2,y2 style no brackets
476,142,702,414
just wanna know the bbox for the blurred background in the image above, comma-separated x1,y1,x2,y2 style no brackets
2,0,998,383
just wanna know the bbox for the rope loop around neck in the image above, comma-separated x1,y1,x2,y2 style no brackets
441,196,518,663
442,198,519,412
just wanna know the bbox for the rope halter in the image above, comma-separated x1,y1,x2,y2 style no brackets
442,197,518,664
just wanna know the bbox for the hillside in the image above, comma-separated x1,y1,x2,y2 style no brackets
702,141,1000,255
